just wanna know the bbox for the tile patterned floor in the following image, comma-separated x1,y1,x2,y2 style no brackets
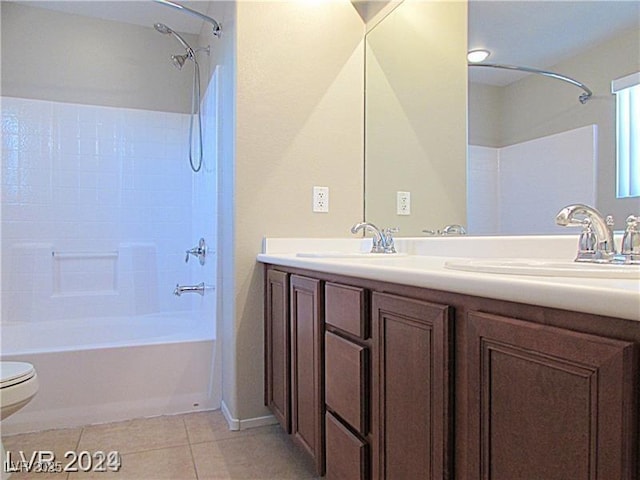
3,410,320,479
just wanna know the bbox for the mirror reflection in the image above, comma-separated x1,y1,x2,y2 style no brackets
365,0,640,237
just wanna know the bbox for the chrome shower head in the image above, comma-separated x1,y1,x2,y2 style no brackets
153,22,194,58
171,54,188,70
154,22,173,34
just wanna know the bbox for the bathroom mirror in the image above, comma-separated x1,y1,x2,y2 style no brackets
364,0,640,237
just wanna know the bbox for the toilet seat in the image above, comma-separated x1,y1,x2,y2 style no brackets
0,362,39,421
1,362,36,389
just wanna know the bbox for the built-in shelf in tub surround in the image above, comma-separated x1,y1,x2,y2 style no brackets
52,250,119,296
3,242,160,323
258,235,640,321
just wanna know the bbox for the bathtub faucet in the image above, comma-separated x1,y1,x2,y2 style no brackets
174,282,208,296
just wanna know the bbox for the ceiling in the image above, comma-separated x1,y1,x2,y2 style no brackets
468,0,640,86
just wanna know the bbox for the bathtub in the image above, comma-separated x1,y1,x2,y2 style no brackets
0,312,221,434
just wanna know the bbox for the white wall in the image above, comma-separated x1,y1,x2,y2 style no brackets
468,125,597,235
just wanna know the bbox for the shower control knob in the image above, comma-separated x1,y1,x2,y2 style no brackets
185,238,207,265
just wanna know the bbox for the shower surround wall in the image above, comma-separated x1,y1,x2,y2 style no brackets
0,3,221,431
467,125,597,235
1,97,200,323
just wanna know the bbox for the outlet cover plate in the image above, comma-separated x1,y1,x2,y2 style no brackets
397,191,411,215
313,186,329,213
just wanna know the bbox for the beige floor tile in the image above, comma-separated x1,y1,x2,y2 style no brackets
77,415,189,455
183,411,280,445
3,412,319,480
3,427,82,480
191,432,318,480
67,445,196,480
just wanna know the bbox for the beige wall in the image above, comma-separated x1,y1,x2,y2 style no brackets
469,26,640,227
208,1,365,421
364,0,468,236
0,2,197,113
467,82,501,147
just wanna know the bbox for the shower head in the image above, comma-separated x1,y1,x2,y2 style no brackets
154,22,172,34
171,54,188,70
153,22,195,57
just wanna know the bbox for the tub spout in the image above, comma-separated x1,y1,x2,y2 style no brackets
174,282,208,296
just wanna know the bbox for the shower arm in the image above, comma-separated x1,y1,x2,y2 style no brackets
153,0,221,37
469,62,593,104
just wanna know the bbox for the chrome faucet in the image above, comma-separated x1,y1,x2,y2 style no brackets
350,222,398,253
442,224,467,235
555,204,616,262
422,224,467,236
174,282,207,296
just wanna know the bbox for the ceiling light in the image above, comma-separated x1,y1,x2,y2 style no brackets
467,49,491,63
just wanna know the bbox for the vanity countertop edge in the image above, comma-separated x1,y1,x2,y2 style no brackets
257,236,640,322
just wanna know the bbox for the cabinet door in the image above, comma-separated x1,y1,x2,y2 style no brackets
371,292,452,480
466,311,637,480
265,269,290,432
290,275,324,475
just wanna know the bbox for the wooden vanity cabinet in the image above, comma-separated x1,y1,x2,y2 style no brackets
263,264,639,479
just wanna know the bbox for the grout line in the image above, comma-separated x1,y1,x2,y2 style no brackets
183,417,200,480
67,428,84,480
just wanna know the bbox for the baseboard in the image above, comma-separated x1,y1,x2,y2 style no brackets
220,400,278,431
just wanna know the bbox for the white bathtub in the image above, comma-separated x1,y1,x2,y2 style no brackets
0,313,221,434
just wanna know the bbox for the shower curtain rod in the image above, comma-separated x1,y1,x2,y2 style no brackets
469,63,593,104
153,0,221,37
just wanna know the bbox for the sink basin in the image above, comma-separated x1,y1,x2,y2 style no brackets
296,252,407,259
444,259,640,279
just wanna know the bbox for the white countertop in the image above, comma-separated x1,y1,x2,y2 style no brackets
257,236,640,322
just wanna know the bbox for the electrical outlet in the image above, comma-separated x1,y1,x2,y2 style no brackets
397,191,411,215
313,186,329,213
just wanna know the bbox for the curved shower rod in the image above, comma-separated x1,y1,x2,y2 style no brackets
153,0,221,37
469,63,593,104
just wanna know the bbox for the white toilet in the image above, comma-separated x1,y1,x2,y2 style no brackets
1,362,39,480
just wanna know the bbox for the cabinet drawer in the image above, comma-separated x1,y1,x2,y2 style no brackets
326,412,368,480
325,283,367,339
325,331,368,433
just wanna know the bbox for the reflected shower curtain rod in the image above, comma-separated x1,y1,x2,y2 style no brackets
469,62,593,104
153,0,221,37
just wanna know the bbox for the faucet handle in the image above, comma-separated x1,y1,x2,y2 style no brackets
185,238,207,265
621,215,640,263
577,218,597,255
382,227,399,253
